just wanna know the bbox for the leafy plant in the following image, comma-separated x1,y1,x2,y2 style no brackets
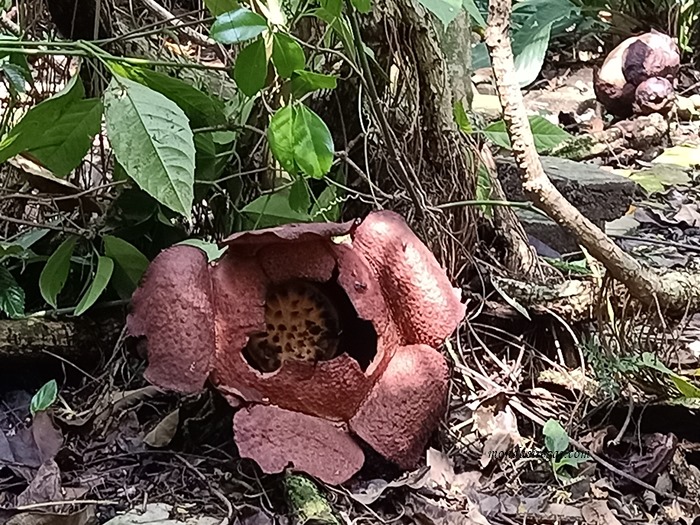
482,115,572,152
0,0,405,318
542,419,590,481
30,379,58,415
471,0,603,87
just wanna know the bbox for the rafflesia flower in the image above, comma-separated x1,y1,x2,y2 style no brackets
127,211,465,484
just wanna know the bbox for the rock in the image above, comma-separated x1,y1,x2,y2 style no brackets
497,156,638,252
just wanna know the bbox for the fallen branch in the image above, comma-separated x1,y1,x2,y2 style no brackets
484,0,700,314
549,113,669,161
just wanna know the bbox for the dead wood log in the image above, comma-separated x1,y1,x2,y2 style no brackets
0,316,123,388
484,0,700,314
549,113,669,161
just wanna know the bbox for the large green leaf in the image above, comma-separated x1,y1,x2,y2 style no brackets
110,64,226,129
483,115,571,152
289,177,311,212
511,0,578,87
210,7,268,44
416,0,462,27
0,74,96,174
272,33,305,79
28,99,103,177
234,38,269,97
290,71,337,98
267,104,334,178
292,105,334,178
103,235,149,299
351,0,372,13
463,0,486,27
104,77,196,217
0,266,24,319
243,191,312,228
204,0,239,15
320,0,343,16
268,105,296,174
74,256,114,316
39,236,77,308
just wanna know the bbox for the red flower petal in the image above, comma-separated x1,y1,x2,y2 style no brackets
352,211,465,347
127,246,215,393
350,344,449,468
234,405,365,484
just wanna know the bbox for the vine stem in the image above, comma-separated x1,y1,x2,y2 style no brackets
0,43,229,72
344,0,427,217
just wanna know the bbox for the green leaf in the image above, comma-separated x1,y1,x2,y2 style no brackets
1,62,28,93
268,105,296,174
0,74,88,169
483,115,571,152
351,0,372,13
0,266,24,319
511,1,577,87
28,99,103,177
320,0,343,17
204,0,239,15
453,100,472,133
110,63,226,129
289,177,311,212
268,104,335,178
543,419,569,454
39,236,78,308
242,191,312,228
104,77,196,218
416,0,462,28
234,38,269,97
272,33,305,79
30,380,58,416
103,236,149,299
210,7,268,44
290,70,337,98
671,375,700,398
0,243,24,259
15,227,50,250
74,256,114,316
292,105,334,178
177,239,227,262
463,0,486,27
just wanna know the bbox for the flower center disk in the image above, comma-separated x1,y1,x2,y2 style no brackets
244,280,341,373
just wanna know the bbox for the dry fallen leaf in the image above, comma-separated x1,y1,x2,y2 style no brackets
143,409,180,448
581,499,622,525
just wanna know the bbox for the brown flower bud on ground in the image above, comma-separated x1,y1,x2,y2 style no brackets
634,77,675,115
594,30,680,117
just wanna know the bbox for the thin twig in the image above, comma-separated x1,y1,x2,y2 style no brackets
14,499,120,511
175,454,233,525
